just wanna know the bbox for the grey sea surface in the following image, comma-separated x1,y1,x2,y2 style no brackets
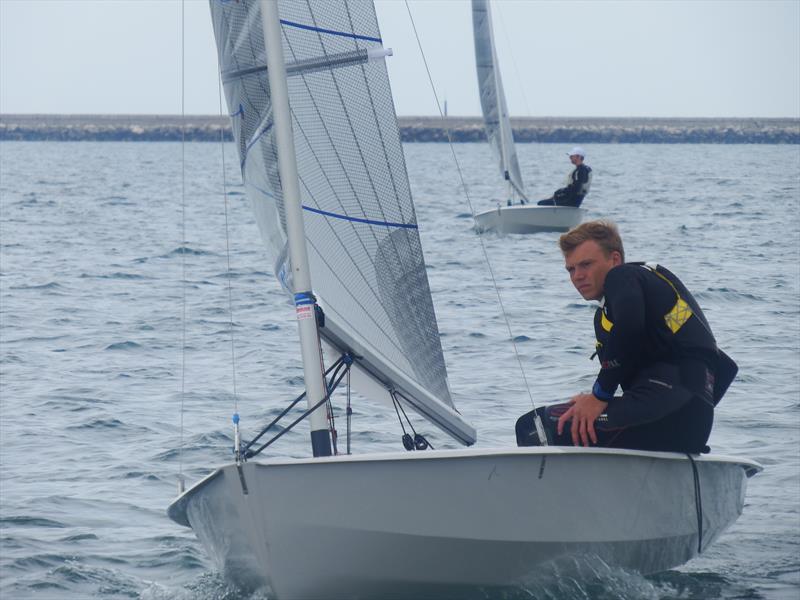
0,141,798,599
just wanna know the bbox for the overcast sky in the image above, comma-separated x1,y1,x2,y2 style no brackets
1,0,798,118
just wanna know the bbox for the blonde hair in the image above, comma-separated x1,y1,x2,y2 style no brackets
559,220,625,262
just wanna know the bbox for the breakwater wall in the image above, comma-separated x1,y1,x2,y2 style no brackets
1,114,798,144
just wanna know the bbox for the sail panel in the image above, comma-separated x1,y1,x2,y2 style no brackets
209,0,475,445
472,0,526,200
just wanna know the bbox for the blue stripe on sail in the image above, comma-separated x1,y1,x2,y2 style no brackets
280,19,382,43
244,183,416,231
302,205,418,229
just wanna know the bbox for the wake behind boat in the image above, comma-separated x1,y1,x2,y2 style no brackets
471,0,585,234
167,1,761,598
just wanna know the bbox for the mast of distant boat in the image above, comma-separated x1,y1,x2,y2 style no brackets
490,23,514,203
260,0,332,457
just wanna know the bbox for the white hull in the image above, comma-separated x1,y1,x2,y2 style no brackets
474,205,586,234
168,446,760,599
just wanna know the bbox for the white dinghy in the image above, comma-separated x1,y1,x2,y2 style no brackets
471,0,586,234
169,447,759,599
168,1,760,598
474,203,585,235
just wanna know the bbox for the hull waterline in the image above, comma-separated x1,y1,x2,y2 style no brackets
168,446,760,599
474,205,586,234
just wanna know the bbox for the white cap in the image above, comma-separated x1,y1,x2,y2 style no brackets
566,146,586,158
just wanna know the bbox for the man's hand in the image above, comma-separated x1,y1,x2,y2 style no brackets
557,392,609,447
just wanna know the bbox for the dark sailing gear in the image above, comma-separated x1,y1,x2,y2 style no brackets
537,163,592,207
592,263,719,404
516,262,737,454
516,386,714,454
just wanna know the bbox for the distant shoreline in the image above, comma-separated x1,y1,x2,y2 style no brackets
1,114,798,144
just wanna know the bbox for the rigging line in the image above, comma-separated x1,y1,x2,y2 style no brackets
390,392,409,436
218,66,239,413
403,1,543,424
246,362,352,458
494,4,532,118
243,355,345,452
494,2,534,201
395,393,417,434
346,368,352,455
392,392,436,451
178,0,187,489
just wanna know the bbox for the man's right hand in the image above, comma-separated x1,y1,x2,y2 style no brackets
557,392,609,447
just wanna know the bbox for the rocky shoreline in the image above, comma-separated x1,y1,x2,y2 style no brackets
1,114,797,144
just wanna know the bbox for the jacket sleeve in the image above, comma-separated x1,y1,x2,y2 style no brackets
592,267,647,401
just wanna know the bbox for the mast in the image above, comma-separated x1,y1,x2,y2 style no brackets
260,0,332,457
487,4,511,195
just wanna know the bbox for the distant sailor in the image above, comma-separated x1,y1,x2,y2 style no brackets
538,146,592,207
516,220,738,453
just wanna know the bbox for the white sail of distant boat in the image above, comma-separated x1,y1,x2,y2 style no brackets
473,0,526,203
471,0,587,234
168,1,760,598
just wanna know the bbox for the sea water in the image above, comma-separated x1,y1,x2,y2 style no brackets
0,140,798,599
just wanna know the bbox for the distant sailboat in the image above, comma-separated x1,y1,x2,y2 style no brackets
471,0,586,234
167,1,761,598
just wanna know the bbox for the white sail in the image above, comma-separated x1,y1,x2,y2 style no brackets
209,0,475,445
472,0,526,201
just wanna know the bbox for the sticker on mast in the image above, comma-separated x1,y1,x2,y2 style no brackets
296,305,313,320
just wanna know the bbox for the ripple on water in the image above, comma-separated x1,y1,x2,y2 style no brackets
104,341,143,351
1,142,797,600
0,516,67,529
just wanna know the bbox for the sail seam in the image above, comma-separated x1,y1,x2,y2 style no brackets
281,13,392,292
277,19,416,364
302,205,418,229
280,5,433,385
279,18,382,43
246,180,413,366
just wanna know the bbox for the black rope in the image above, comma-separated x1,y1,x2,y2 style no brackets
244,395,328,458
391,391,409,436
686,453,704,554
242,355,346,456
346,368,352,455
244,359,352,458
391,391,434,451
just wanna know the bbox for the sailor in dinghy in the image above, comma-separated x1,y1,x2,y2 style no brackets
537,146,592,207
517,220,737,452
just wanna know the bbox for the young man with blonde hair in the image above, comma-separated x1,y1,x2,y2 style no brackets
516,220,737,453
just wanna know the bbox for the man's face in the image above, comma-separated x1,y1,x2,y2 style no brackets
564,240,622,301
569,154,583,166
